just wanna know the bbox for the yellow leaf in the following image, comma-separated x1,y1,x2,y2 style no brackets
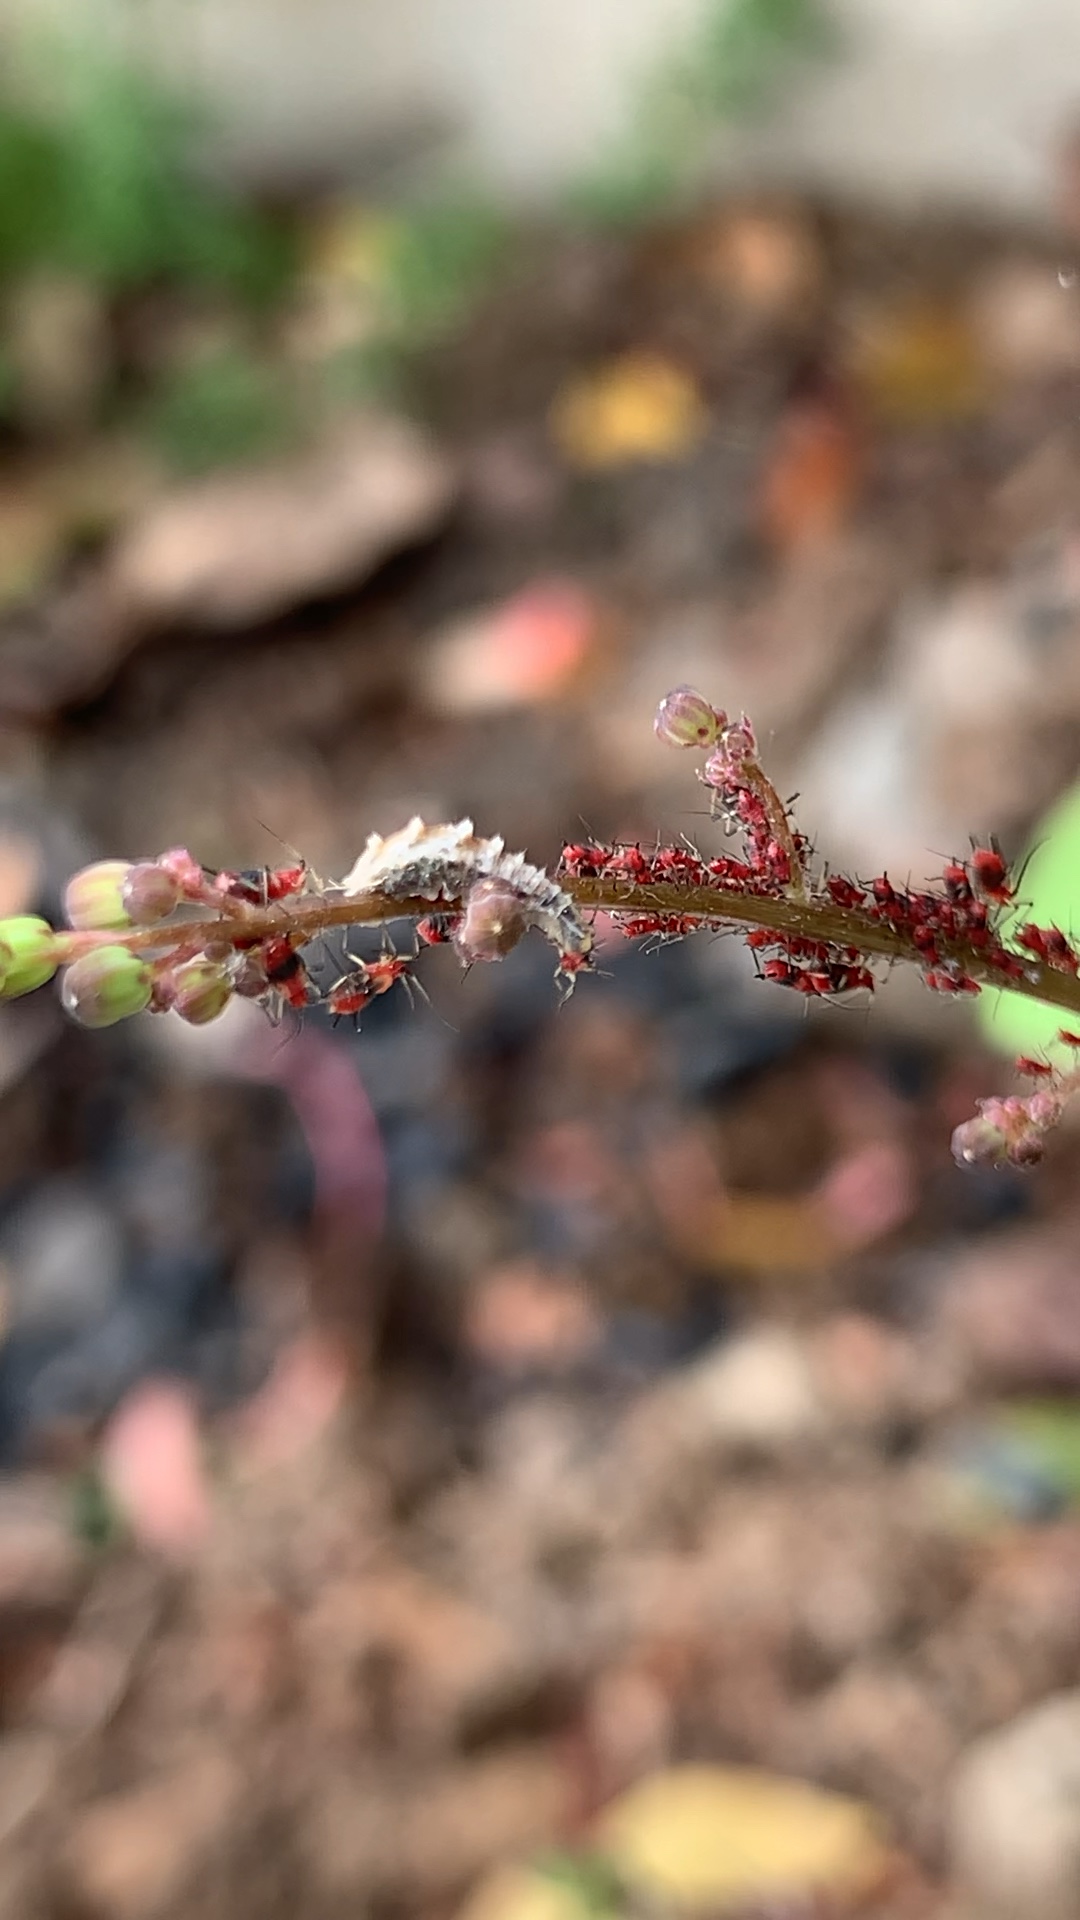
550,353,706,470
596,1764,892,1911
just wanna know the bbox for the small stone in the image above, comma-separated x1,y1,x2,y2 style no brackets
673,1326,828,1458
950,1691,1080,1920
60,1753,241,1920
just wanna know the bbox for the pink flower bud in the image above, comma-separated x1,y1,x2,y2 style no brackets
654,686,724,749
168,957,233,1025
63,861,133,930
158,848,206,901
60,947,152,1028
453,879,529,964
1027,1091,1064,1127
120,862,181,925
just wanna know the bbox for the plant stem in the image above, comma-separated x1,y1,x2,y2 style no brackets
57,876,1080,1021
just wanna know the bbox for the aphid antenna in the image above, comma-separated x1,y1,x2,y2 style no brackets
1009,843,1043,902
253,817,321,889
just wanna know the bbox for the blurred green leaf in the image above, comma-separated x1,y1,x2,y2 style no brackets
572,0,837,228
1000,1401,1080,1500
70,1466,124,1550
380,199,510,339
534,1852,624,1916
977,780,1080,1061
0,36,294,304
140,348,300,477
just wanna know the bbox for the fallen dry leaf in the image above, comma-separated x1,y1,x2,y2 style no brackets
108,413,456,628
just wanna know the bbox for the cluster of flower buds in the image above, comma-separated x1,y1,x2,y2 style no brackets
0,850,320,1033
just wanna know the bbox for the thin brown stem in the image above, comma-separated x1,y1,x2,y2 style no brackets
742,760,809,903
56,876,1080,1022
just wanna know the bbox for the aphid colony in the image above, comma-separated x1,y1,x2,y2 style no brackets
557,829,1062,1003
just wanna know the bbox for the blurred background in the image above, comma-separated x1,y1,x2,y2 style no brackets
3,2,1080,1916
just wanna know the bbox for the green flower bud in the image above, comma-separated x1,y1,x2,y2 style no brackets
120,862,181,925
63,861,134,931
654,686,725,750
170,957,233,1026
0,915,62,997
60,947,153,1028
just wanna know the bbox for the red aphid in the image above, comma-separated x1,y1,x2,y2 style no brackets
801,970,835,996
943,862,973,903
365,954,411,997
746,929,778,950
262,936,309,1009
560,843,604,878
1016,1056,1054,1078
1016,923,1049,960
825,875,865,909
1013,924,1077,973
652,846,704,883
558,949,593,977
620,913,693,940
416,915,457,946
1058,1030,1080,1048
605,844,651,882
764,842,792,883
924,968,980,996
762,958,800,987
970,847,1011,902
831,964,876,994
265,863,308,900
327,976,372,1021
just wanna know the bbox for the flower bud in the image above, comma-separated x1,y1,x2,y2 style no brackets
654,686,724,750
60,947,152,1027
158,847,206,900
0,915,62,997
951,1112,1009,1169
63,861,133,931
169,957,233,1025
121,861,181,925
453,879,529,964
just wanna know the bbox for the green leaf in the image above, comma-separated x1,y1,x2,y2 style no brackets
977,780,1080,1060
1000,1401,1080,1501
140,349,300,477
